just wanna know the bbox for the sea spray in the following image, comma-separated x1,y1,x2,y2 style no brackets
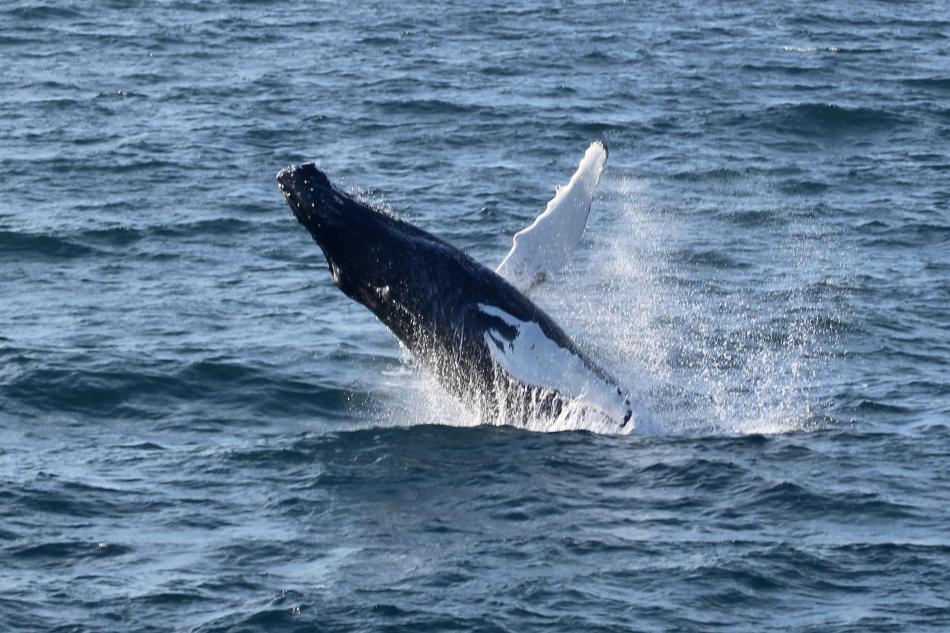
393,168,834,435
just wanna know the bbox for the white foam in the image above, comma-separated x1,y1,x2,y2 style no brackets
535,172,830,437
387,163,830,437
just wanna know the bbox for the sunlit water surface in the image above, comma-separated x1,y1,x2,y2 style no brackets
1,1,948,631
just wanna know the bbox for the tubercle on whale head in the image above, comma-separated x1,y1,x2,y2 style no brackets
276,163,343,228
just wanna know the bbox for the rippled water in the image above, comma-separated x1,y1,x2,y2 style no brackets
1,1,949,631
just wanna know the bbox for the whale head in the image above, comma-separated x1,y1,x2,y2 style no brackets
280,163,397,296
277,162,442,338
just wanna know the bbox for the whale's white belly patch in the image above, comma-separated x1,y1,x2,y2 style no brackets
477,304,630,426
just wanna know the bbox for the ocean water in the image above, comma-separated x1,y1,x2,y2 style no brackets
1,0,949,631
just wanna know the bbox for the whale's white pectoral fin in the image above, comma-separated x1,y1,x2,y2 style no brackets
496,140,608,292
477,303,632,428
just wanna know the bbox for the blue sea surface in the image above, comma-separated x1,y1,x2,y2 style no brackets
1,1,949,631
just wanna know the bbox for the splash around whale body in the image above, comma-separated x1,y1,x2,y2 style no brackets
277,143,640,435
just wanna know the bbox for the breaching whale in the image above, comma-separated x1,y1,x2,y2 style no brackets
277,143,634,432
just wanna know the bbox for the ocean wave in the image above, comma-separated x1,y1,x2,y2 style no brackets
0,5,82,20
742,481,919,519
858,221,950,247
901,77,950,92
670,166,777,182
371,98,485,117
0,219,271,261
479,64,528,77
776,179,831,195
740,62,817,75
131,591,215,606
5,478,160,519
787,14,949,29
639,458,746,491
739,103,913,137
0,229,99,260
718,209,784,226
10,541,132,562
1,358,376,423
669,247,751,269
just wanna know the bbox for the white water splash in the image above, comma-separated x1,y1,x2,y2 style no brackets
538,172,830,436
384,168,832,436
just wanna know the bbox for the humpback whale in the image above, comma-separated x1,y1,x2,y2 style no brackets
277,143,634,432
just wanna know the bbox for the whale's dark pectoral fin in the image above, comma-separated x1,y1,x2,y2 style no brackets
496,141,608,293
